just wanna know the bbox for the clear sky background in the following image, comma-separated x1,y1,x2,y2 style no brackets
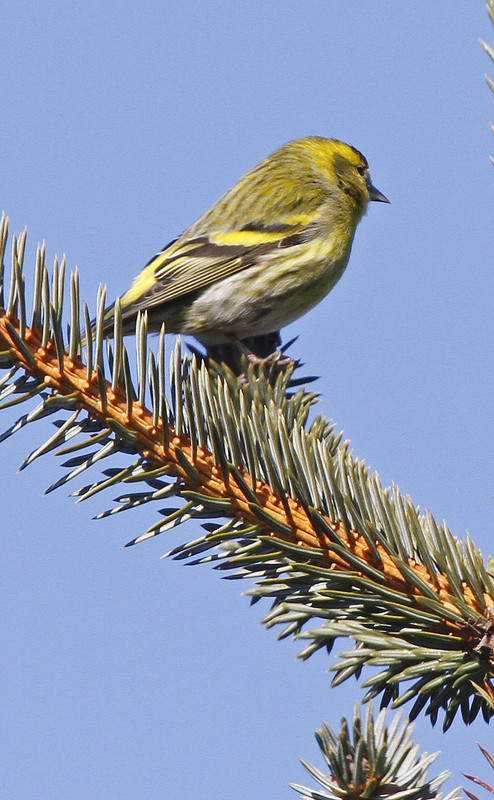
2,3,493,799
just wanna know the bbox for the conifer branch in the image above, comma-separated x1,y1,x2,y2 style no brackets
291,703,461,800
0,213,493,728
481,0,494,160
0,312,491,623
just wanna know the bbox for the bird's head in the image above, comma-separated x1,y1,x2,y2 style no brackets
286,137,389,219
331,139,389,209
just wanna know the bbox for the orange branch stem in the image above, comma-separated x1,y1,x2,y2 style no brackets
1,315,491,636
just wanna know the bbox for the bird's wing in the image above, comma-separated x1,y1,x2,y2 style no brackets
119,223,312,314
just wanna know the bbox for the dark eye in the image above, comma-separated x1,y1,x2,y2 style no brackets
356,165,366,176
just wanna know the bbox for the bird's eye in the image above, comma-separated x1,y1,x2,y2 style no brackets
355,165,366,176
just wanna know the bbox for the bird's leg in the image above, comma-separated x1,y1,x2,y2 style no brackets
230,333,297,371
205,332,298,376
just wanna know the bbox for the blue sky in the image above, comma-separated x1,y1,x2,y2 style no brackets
2,3,493,798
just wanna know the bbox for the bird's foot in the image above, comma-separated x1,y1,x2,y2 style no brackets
246,348,297,372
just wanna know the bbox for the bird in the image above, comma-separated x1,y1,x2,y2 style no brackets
101,136,389,373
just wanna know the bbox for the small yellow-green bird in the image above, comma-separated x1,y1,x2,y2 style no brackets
103,137,388,372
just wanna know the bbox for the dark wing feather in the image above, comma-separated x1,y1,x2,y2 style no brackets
100,222,314,338
121,225,310,314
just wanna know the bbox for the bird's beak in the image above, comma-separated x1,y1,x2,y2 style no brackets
367,180,390,203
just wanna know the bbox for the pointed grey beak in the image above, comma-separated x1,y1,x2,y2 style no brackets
367,181,390,203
